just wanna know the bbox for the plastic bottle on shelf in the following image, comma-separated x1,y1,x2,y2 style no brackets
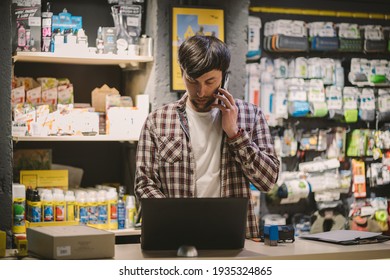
96,26,104,54
107,188,118,230
25,187,33,222
125,195,137,229
117,186,126,230
17,23,26,48
54,191,65,222
97,190,108,225
12,183,26,233
65,190,76,221
87,190,98,224
41,1,53,52
30,189,42,223
42,190,54,222
76,191,88,224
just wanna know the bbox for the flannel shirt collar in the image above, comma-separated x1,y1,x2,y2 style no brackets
175,92,189,113
175,93,190,139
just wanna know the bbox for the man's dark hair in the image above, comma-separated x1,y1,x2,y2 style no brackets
178,35,231,79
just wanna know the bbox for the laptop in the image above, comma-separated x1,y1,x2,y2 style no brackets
140,197,248,251
300,230,390,245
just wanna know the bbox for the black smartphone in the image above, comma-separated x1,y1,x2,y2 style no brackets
221,72,229,90
217,73,229,105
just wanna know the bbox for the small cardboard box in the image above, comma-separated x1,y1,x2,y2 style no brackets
91,84,120,112
27,225,115,259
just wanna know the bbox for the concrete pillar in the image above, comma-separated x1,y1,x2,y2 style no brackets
0,0,13,248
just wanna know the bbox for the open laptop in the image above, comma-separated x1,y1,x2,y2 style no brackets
140,197,248,251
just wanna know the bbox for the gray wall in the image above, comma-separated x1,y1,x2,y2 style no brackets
145,0,250,110
0,0,13,248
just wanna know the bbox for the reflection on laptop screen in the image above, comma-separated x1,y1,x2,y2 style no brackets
141,197,248,250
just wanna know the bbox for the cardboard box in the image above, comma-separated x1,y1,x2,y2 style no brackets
27,225,115,259
91,84,120,112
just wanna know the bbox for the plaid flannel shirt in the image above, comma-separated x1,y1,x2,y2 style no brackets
135,93,280,238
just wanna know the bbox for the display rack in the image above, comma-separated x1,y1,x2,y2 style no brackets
13,52,153,68
12,135,139,142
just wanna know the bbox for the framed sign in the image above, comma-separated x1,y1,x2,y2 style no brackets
171,7,225,92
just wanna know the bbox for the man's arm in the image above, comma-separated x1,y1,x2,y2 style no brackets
227,108,280,192
213,89,279,192
134,117,166,199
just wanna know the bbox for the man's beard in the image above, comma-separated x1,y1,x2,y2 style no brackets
189,96,217,112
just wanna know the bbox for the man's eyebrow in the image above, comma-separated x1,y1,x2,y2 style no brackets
205,77,216,82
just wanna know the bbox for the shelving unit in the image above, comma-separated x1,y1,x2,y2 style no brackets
249,4,390,229
13,52,153,68
12,52,152,143
12,48,152,189
12,135,139,142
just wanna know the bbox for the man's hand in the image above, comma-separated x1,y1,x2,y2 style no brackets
212,88,239,138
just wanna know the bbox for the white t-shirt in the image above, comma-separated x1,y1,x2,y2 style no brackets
186,102,222,197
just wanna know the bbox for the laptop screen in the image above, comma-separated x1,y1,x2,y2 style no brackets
140,197,248,250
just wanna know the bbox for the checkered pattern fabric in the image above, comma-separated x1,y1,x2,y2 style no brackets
135,93,280,238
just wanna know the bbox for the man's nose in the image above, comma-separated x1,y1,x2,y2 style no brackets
196,84,206,97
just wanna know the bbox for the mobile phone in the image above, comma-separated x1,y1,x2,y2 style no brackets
217,73,229,105
221,73,229,90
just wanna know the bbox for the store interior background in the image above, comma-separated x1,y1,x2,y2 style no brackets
1,0,390,248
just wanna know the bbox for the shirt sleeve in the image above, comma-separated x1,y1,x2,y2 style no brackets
134,116,166,199
227,108,280,192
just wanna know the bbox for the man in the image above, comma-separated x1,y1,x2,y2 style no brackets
135,35,279,238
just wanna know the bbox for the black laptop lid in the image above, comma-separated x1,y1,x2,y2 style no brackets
141,197,248,250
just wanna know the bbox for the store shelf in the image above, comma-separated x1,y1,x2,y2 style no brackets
350,81,390,88
108,228,141,236
13,51,153,67
12,135,139,142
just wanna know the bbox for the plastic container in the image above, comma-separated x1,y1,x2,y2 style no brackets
125,195,137,229
30,189,42,223
54,191,65,222
42,191,54,222
97,190,108,225
12,183,26,233
107,189,118,230
117,186,126,230
65,191,76,221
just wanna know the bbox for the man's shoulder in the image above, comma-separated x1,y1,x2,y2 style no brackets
235,99,260,113
147,102,180,122
151,101,177,115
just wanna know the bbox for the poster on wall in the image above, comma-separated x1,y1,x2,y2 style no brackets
171,7,225,92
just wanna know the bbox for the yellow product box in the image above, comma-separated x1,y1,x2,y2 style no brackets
26,221,79,228
20,170,68,189
0,230,6,257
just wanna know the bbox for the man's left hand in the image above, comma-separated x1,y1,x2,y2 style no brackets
212,88,239,138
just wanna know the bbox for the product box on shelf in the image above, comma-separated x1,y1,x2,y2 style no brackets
20,170,68,190
91,84,120,112
11,0,41,52
13,149,52,183
27,225,115,259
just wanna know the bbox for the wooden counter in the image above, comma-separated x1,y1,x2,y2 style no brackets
114,238,390,260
